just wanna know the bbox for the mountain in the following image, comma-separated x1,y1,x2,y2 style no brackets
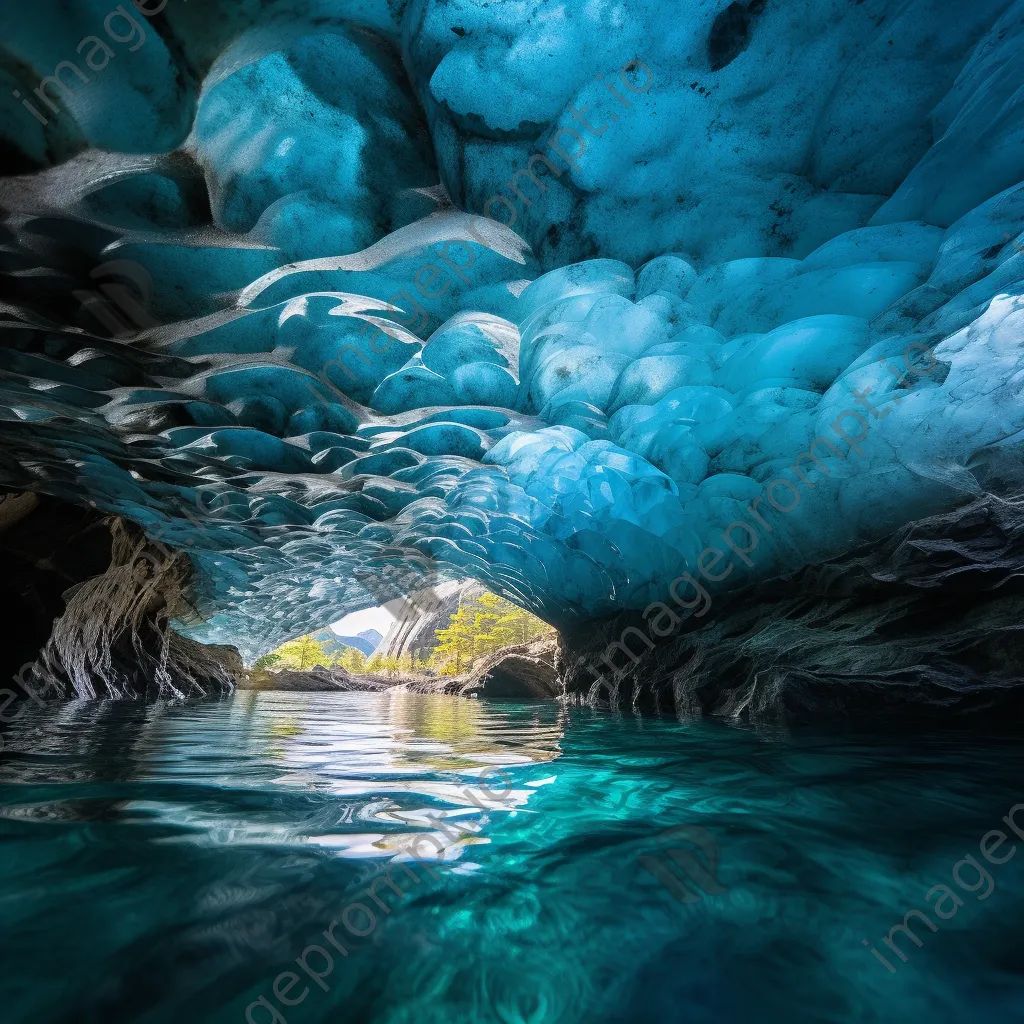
357,628,383,650
333,630,381,656
312,627,382,658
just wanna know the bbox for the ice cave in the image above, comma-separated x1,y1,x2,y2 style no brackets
2,2,1024,1022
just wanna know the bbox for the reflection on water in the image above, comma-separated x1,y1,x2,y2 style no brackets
0,692,562,864
0,693,1023,1023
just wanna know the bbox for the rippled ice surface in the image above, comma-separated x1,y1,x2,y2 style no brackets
1,693,1023,1023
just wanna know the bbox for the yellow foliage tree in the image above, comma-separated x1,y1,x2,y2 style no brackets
432,604,475,673
339,647,367,673
378,655,404,677
430,592,553,673
495,600,551,647
273,635,332,671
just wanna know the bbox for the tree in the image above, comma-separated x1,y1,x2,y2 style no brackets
339,647,367,673
379,655,403,678
253,653,281,671
469,592,504,660
432,604,476,673
274,635,331,671
495,601,550,646
428,591,555,672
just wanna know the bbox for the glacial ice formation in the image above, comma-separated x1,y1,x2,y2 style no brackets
2,0,1024,665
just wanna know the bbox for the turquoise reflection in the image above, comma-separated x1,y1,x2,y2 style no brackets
0,695,1022,1023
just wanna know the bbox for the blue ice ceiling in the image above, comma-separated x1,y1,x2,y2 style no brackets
2,0,1024,657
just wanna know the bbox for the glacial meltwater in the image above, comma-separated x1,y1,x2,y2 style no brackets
0,693,1022,1023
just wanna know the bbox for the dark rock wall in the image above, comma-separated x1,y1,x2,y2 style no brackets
560,493,1024,728
459,637,562,699
0,492,113,688
0,492,242,701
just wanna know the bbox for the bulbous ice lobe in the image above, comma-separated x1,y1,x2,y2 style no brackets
402,0,1013,268
0,0,195,163
1,0,1023,662
193,26,439,258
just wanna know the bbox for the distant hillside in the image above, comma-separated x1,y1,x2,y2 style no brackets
340,628,383,655
313,627,382,657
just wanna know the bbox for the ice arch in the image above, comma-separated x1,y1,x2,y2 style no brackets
1,0,1023,677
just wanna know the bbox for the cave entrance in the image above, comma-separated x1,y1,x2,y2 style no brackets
255,581,557,690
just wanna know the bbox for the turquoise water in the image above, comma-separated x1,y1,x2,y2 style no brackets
1,692,1023,1023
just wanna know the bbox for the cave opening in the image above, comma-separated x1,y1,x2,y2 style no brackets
247,581,560,698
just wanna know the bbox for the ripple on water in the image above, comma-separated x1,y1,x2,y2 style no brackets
1,694,1023,1024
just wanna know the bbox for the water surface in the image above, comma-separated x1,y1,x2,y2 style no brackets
1,692,1022,1023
